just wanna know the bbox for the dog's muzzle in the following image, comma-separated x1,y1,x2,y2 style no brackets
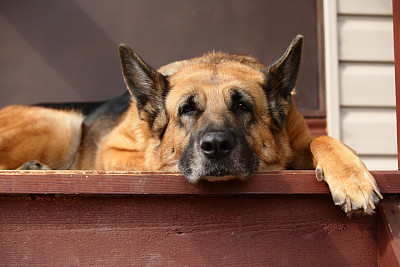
178,128,259,183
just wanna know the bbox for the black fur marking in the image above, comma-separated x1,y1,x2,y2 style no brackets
34,101,105,116
34,91,132,122
83,92,131,125
179,95,199,117
178,94,202,128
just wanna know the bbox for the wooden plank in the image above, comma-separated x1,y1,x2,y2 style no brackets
377,198,400,266
341,108,397,155
340,63,396,107
338,0,393,16
0,194,377,266
0,170,330,195
0,170,398,195
338,16,394,62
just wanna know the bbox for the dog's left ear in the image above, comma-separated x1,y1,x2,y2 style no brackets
264,35,303,128
119,44,169,138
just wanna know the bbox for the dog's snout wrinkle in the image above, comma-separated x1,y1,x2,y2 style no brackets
200,132,236,159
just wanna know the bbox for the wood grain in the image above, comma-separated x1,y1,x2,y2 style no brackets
377,198,400,266
0,170,398,195
0,194,377,266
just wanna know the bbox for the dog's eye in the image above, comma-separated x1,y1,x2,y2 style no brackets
230,89,253,114
237,102,249,111
179,103,197,116
234,101,251,113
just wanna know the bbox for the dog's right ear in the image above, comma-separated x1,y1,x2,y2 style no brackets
264,35,303,128
118,44,169,137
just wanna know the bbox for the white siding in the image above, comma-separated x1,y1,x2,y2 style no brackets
338,0,393,16
339,63,395,107
341,108,397,155
360,156,398,170
330,0,397,170
338,16,394,62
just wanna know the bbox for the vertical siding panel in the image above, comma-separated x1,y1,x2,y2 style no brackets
323,0,341,138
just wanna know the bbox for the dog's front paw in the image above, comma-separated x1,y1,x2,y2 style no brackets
19,161,50,170
311,136,383,215
315,163,382,215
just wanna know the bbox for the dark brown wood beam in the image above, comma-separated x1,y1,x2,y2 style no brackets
378,198,400,266
0,170,398,195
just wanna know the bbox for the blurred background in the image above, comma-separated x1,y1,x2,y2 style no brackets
0,0,397,170
0,0,324,115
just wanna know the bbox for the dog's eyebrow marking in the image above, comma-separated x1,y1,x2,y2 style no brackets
178,94,198,113
230,89,255,110
177,93,201,127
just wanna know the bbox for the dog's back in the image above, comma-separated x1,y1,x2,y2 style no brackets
0,92,131,170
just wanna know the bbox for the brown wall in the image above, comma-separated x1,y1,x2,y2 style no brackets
0,0,324,116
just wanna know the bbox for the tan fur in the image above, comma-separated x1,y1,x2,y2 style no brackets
94,102,176,171
310,136,382,214
0,38,382,215
0,105,83,170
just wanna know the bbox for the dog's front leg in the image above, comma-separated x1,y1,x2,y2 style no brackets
310,136,383,215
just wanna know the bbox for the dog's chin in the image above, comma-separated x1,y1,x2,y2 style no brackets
179,155,260,183
202,175,250,182
185,173,251,184
181,165,256,184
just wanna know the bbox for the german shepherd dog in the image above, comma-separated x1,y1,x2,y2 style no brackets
0,35,382,215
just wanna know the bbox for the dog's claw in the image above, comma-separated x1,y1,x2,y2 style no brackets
315,165,324,182
368,199,376,210
374,188,383,200
345,196,351,213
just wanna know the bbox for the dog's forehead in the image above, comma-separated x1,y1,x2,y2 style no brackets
167,61,265,97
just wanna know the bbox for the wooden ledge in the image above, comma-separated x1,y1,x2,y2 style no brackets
0,169,398,266
0,170,398,195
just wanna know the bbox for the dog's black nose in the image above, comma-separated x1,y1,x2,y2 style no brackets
200,132,236,159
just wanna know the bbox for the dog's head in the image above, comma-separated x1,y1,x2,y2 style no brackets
119,35,303,183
